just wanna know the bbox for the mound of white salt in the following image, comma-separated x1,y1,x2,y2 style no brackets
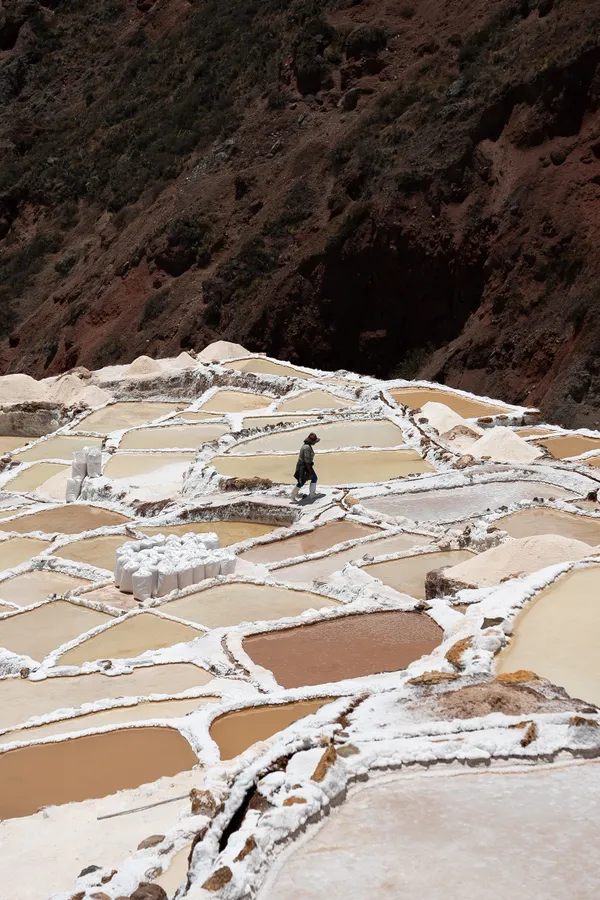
440,424,482,454
0,373,47,404
168,351,197,371
197,340,251,362
48,374,86,405
421,402,483,436
444,534,592,588
471,426,544,464
78,384,112,407
127,355,162,377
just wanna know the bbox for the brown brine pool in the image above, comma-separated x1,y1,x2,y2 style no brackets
210,698,332,759
364,550,475,600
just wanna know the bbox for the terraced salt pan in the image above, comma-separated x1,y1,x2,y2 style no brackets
1,504,130,534
225,357,317,380
497,507,600,545
138,520,276,546
119,422,229,450
5,462,69,493
258,765,600,900
200,390,270,412
72,402,189,433
0,663,213,730
58,612,204,666
214,449,433,485
0,537,50,570
241,520,378,565
52,534,130,570
362,481,579,523
532,433,600,458
243,610,443,688
276,390,357,412
0,600,110,660
13,435,103,463
0,726,197,819
275,532,432,584
390,387,511,417
103,452,194,480
496,566,600,705
364,549,474,599
0,570,91,607
4,695,218,745
236,420,405,453
163,583,340,629
156,845,191,896
242,414,318,429
210,698,333,759
0,437,35,453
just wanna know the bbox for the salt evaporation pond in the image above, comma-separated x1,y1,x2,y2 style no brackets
210,698,332,759
243,611,443,688
58,612,204,666
241,520,378,565
0,726,197,819
213,449,433,485
0,570,91,607
0,600,110,661
0,662,213,730
0,437,36,453
364,549,474,599
236,419,405,453
5,463,69,493
532,433,600,459
138,520,276,546
362,481,579,523
242,414,318,428
163,583,340,629
390,387,510,417
2,504,130,534
497,507,600,545
496,566,600,705
52,534,130,570
103,452,194,479
13,435,103,463
119,422,229,450
200,390,270,412
0,537,51,569
276,390,357,412
258,764,600,900
72,402,189,433
156,845,191,896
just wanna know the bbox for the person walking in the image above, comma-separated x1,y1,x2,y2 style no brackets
291,432,320,502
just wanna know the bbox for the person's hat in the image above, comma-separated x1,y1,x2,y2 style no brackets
307,432,320,443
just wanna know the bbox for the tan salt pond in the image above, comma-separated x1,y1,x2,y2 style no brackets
0,570,91,607
72,402,189,434
157,845,191,896
210,698,332,759
243,610,443,688
225,357,317,380
214,449,433,485
496,508,600,546
0,437,35,453
119,422,229,450
241,520,378,565
276,390,357,412
275,532,432,584
0,662,213,730
236,420,405,453
103,452,194,479
13,435,103,463
3,504,130,534
242,414,318,429
532,433,600,459
0,725,197,819
364,549,475,600
5,696,218,745
0,537,50,571
163,583,340,629
200,390,270,412
390,387,510,418
5,463,69,493
496,566,600,704
138,520,276,546
0,600,110,660
52,534,131,571
58,612,204,666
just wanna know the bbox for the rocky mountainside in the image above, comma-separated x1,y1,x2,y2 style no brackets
1,0,600,426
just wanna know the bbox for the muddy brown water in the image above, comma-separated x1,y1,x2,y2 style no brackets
119,423,229,450
364,550,475,600
532,434,600,459
237,420,405,454
210,698,333,759
496,566,600,706
58,613,204,666
0,437,36,453
0,537,51,571
138,520,276,546
496,508,600,545
241,520,378,565
0,663,213,730
14,435,103,463
0,570,91,607
225,358,317,380
274,532,432,585
0,725,198,819
200,390,271,412
390,388,510,417
2,505,131,535
103,453,195,479
5,463,70,493
0,600,110,660
213,449,433,485
243,611,443,688
276,391,357,412
163,583,340,629
72,402,189,434
52,534,131,571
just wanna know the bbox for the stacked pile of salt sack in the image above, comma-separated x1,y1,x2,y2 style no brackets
66,446,103,502
115,532,236,601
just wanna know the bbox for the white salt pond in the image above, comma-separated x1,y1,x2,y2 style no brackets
236,420,405,453
200,390,270,412
13,435,103,463
119,422,229,450
103,452,195,480
0,600,110,660
241,520,378,565
496,507,600,545
258,764,600,900
72,402,189,433
276,390,357,412
390,387,511,417
0,569,91,607
364,549,475,599
242,414,318,429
